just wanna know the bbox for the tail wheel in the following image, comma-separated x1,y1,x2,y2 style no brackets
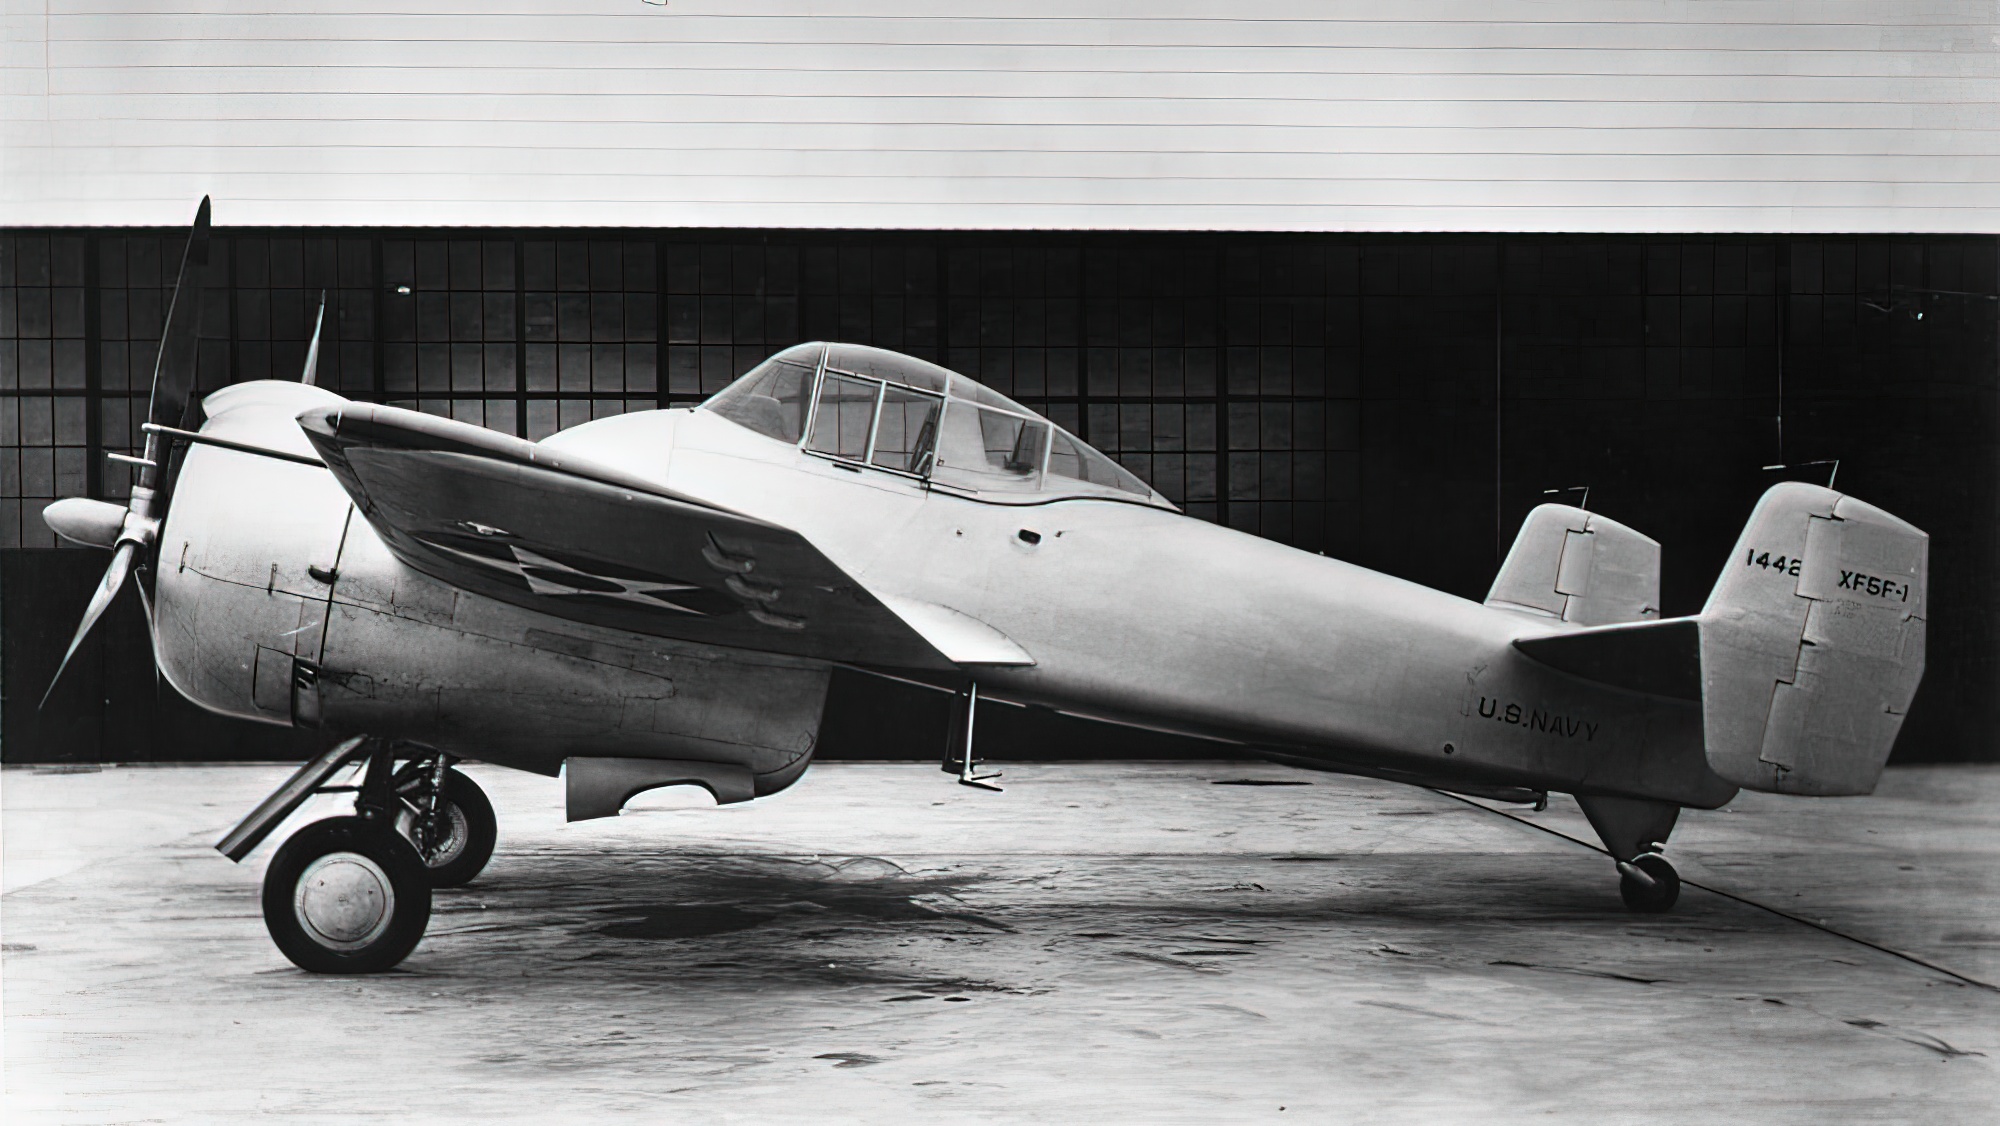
1618,854,1681,913
263,816,431,974
406,770,497,888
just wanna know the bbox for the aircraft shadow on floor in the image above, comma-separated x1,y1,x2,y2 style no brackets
396,846,1769,994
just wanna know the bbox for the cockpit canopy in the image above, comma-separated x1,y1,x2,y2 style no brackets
704,343,1168,507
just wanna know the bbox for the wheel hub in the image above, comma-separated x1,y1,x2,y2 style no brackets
294,851,396,950
424,802,469,868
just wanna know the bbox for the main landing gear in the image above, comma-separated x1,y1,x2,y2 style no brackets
1575,794,1682,914
389,756,497,888
216,737,497,973
263,816,430,974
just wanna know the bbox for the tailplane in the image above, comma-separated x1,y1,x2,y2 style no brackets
1508,482,1927,797
1697,482,1927,795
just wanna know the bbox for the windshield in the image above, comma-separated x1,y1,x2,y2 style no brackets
705,342,816,443
705,342,1165,506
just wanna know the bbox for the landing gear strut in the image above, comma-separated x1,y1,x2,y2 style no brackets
219,737,497,973
386,756,496,888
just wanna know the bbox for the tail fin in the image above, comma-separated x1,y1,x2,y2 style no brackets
1699,482,1927,795
1488,504,1660,626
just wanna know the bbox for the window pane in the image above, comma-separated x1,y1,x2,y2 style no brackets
981,410,1045,477
710,357,814,443
1047,429,1084,481
806,373,877,460
870,386,941,473
1048,430,1151,496
936,403,1045,491
825,342,951,394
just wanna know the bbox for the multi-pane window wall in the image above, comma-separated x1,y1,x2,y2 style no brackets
1,229,1994,761
1,235,88,545
2,230,1992,585
0,231,1370,549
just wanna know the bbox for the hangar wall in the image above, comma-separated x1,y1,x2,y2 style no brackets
2,228,1995,764
5,1,1996,231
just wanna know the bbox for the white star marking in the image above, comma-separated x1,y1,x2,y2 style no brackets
421,539,711,615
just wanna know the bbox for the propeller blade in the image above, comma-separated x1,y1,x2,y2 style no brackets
41,540,138,709
300,291,326,386
137,196,212,494
133,568,162,661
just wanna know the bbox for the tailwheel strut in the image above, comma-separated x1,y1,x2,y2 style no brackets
1574,794,1684,914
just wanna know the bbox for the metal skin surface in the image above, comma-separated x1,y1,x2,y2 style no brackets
570,404,1736,810
153,385,827,800
151,375,1725,813
147,345,1925,836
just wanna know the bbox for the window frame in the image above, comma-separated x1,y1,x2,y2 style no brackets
928,395,1054,495
799,349,944,484
759,345,1171,509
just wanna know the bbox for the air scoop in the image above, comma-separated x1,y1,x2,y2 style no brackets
43,498,130,550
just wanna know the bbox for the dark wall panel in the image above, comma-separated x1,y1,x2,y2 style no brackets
2,229,1994,765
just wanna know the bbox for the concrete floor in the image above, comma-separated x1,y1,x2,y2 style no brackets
4,760,1997,1124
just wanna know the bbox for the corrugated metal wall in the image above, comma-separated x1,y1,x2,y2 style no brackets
5,1,1996,231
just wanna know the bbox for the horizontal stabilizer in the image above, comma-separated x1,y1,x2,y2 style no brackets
1512,618,1700,701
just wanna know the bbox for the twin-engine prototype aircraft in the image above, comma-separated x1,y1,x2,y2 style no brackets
45,203,1930,973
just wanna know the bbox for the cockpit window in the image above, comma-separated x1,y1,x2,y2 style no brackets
1047,430,1152,496
706,343,819,443
934,402,1048,493
705,342,1168,507
824,344,951,395
871,385,943,474
804,372,878,461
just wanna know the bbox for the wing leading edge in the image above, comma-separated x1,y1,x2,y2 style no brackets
298,402,1006,671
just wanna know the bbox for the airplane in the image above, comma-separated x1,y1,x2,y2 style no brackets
41,201,1929,974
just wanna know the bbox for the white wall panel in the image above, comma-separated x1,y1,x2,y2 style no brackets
4,0,1996,230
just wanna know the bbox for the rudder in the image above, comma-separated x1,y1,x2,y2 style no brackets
1488,504,1661,626
1699,482,1927,795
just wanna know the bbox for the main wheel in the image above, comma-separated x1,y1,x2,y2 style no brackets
1618,854,1681,913
263,816,431,974
400,770,496,888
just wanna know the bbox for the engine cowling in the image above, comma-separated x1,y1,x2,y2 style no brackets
152,382,354,726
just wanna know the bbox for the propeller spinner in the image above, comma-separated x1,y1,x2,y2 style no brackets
39,198,213,705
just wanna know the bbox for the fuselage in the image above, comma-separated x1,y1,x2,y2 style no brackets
557,405,1734,809
152,380,1736,811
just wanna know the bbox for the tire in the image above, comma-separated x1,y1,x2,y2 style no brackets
406,770,496,888
1618,854,1681,913
263,816,431,974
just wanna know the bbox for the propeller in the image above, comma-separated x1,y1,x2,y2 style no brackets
40,197,211,706
301,291,325,386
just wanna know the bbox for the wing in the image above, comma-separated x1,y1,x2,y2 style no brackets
298,402,963,670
